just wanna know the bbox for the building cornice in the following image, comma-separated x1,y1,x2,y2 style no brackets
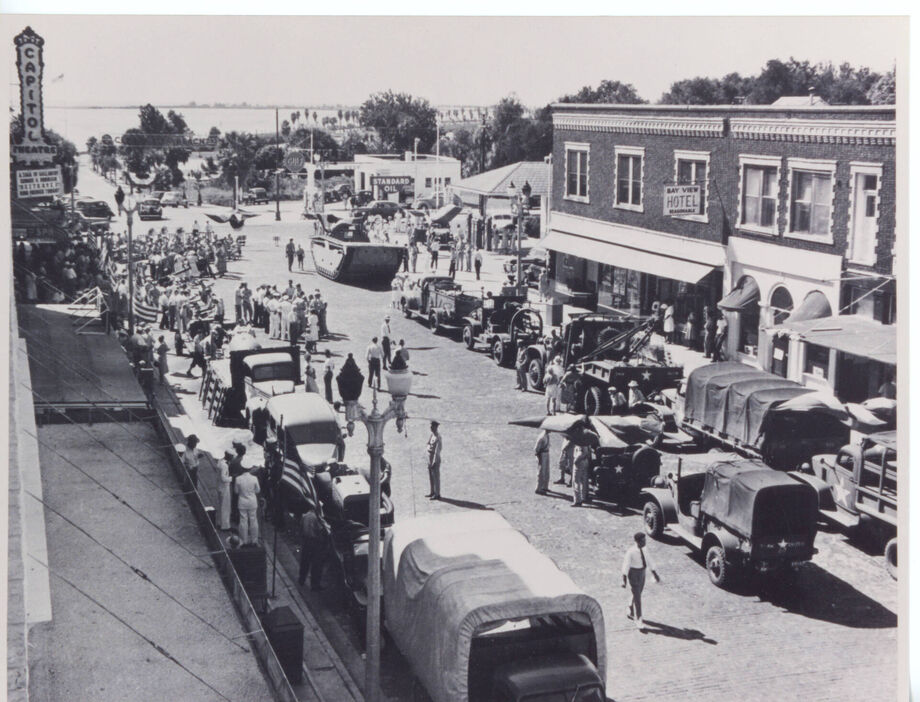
553,112,725,138
729,118,895,145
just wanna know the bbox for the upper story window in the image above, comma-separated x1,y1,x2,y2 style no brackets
737,154,782,236
564,142,590,202
444,177,451,186
786,158,837,245
847,162,883,266
614,146,644,211
425,177,432,188
674,149,710,222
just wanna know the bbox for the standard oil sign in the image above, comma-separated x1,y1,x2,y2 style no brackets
663,184,702,216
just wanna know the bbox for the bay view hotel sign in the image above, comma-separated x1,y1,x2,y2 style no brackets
12,26,62,199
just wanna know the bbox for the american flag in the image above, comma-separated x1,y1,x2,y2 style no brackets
281,452,318,512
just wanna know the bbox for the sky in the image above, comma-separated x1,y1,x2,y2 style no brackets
1,15,907,109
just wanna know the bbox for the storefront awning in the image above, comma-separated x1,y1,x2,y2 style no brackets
785,290,832,324
717,277,760,311
775,316,896,365
541,230,716,284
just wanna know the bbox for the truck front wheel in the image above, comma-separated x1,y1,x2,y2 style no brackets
706,544,731,588
428,314,440,334
462,325,475,349
885,538,897,580
527,357,544,391
583,386,607,415
643,501,663,539
492,339,508,366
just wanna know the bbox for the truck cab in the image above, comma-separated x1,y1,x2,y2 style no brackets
241,352,297,414
466,304,542,367
491,652,605,702
642,458,818,587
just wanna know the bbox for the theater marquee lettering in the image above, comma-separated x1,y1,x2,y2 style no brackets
14,27,57,166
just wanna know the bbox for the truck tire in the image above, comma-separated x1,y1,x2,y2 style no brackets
527,357,545,391
885,538,897,580
706,544,731,588
631,446,661,485
583,386,607,415
462,325,475,349
428,313,440,334
643,501,664,539
492,339,508,366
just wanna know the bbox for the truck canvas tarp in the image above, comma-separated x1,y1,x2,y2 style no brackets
383,511,606,702
684,362,845,450
700,461,817,540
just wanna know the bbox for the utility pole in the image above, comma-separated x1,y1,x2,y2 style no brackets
435,115,441,205
275,108,281,221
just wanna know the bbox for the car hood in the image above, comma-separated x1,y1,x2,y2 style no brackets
252,380,295,396
293,443,339,469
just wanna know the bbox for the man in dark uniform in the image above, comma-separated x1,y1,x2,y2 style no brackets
298,508,330,590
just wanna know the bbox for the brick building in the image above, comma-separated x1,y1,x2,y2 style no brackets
545,103,896,401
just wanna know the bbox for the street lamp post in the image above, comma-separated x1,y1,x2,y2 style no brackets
337,361,412,702
507,180,532,295
123,196,138,334
275,108,282,221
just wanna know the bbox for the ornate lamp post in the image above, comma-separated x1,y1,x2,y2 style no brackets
123,195,138,333
336,354,412,702
507,180,532,293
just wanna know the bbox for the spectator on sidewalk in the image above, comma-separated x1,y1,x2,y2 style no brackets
155,335,169,385
474,250,483,280
515,340,528,391
703,306,716,359
426,421,442,500
380,316,392,369
235,465,261,545
534,429,550,495
182,434,202,489
322,350,335,403
217,450,233,531
555,435,574,487
572,444,590,507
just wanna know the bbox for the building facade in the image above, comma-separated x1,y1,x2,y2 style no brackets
545,103,896,401
352,153,461,202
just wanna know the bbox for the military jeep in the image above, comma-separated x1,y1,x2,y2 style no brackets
641,458,818,587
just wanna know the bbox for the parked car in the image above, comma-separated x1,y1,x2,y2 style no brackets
150,190,166,202
242,187,270,205
74,199,115,224
642,457,819,587
161,191,189,208
137,198,163,220
353,199,403,220
412,192,447,211
350,190,374,208
489,213,515,231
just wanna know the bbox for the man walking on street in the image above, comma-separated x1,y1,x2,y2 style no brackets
474,249,483,280
235,465,261,545
366,336,382,389
298,508,330,590
622,532,661,630
285,238,296,272
380,315,392,370
572,444,590,507
426,421,442,500
323,349,335,403
534,429,550,495
515,340,528,391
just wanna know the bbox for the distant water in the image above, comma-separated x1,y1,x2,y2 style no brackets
43,106,357,149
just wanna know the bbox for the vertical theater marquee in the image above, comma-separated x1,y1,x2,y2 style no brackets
12,26,62,199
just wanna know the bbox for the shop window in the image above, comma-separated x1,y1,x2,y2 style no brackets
786,158,837,244
674,150,709,221
737,155,781,235
614,146,644,211
805,344,830,380
565,142,589,202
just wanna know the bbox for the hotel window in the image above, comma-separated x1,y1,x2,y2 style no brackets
564,142,589,202
847,162,882,265
425,177,432,188
737,155,782,235
785,158,837,244
674,149,710,221
614,146,644,211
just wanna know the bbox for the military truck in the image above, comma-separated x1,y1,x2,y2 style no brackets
400,274,482,334
641,458,819,587
523,313,683,414
796,430,898,579
384,512,606,702
459,293,536,364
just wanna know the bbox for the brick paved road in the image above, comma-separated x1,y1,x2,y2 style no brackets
94,167,898,701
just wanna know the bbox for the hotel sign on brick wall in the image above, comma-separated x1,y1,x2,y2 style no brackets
663,184,701,216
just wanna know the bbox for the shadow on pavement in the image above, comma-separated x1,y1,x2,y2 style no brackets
641,619,718,644
434,496,492,510
753,563,897,629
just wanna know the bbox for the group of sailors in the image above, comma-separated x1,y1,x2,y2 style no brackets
235,281,329,354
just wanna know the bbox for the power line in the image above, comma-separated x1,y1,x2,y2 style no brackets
22,426,214,569
26,553,235,702
28,489,248,653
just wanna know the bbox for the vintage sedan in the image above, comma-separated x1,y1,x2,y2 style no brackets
137,197,163,220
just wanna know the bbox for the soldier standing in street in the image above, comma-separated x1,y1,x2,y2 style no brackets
555,435,574,487
426,421,442,500
515,340,528,391
285,238,296,271
572,443,590,507
298,508,330,590
534,429,550,495
621,531,661,630
380,315,392,370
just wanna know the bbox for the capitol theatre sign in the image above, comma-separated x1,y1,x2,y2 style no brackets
13,26,57,166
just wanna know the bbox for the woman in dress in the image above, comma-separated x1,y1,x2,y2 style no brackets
304,356,320,394
662,302,675,344
306,310,320,354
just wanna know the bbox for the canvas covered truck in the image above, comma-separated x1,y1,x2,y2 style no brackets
459,292,535,364
642,458,819,587
401,274,482,334
524,313,683,414
677,362,851,470
384,512,606,702
795,430,898,579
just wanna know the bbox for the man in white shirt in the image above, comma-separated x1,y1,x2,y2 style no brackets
235,466,261,545
621,532,661,629
380,315,392,370
366,337,382,389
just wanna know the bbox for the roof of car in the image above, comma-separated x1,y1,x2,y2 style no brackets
242,352,294,369
266,392,337,425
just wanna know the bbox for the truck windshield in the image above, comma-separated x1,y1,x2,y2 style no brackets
286,421,340,446
252,363,293,382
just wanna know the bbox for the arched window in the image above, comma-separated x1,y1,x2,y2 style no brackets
770,286,794,325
